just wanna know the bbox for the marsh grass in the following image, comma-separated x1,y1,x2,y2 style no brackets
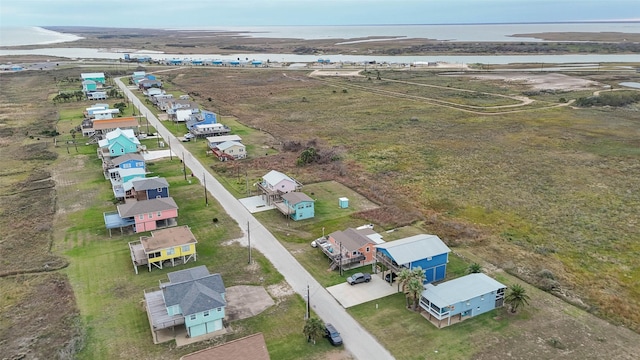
168,67,640,331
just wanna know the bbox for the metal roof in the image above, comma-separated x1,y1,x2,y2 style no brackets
420,273,506,307
111,153,145,165
216,141,245,151
262,170,293,187
375,234,450,265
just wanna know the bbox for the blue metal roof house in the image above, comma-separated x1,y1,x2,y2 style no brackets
375,234,451,283
419,273,507,328
187,110,217,131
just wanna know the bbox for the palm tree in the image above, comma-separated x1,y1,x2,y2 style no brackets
505,284,531,313
397,268,413,293
303,317,325,344
467,263,482,274
411,266,426,283
407,277,425,311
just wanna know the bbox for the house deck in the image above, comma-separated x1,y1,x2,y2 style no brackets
144,290,184,330
273,201,294,216
103,211,135,236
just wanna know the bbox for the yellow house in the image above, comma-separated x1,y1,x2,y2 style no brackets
128,226,197,274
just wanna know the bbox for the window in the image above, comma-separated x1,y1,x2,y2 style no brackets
217,307,222,312
148,213,153,219
156,195,162,199
149,251,161,259
481,296,484,301
190,314,196,320
426,257,432,261
122,163,131,169
157,211,162,216
166,248,175,255
139,214,144,220
366,247,370,252
182,245,191,252
157,188,162,192
203,311,209,317
120,148,124,153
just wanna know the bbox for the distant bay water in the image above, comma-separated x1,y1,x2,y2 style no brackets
1,23,639,65
0,27,83,46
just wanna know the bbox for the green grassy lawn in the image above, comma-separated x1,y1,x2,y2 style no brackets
347,293,513,360
55,143,340,359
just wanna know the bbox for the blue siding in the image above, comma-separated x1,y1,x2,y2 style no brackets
289,200,314,221
147,187,169,199
450,292,499,317
184,307,225,337
411,252,449,283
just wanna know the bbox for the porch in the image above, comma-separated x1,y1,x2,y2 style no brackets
317,241,366,271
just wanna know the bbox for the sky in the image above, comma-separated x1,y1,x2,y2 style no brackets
1,0,639,28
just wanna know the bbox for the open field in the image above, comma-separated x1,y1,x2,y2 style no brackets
165,66,640,335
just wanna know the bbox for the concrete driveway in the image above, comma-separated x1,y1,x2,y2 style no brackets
327,275,399,308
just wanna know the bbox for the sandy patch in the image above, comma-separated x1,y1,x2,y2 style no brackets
309,70,363,77
463,72,602,91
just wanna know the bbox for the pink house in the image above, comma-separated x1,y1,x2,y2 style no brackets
257,170,302,205
117,197,179,233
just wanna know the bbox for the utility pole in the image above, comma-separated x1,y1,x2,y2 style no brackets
338,242,343,276
307,284,311,319
204,171,208,206
182,153,187,181
247,221,252,264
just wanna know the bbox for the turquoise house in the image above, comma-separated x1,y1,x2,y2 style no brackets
278,192,315,221
81,72,105,84
97,128,141,159
82,80,97,92
419,273,507,328
144,265,226,339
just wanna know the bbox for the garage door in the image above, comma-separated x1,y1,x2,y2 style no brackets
206,319,223,333
189,323,207,338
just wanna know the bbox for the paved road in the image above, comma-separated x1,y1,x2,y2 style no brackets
115,78,394,360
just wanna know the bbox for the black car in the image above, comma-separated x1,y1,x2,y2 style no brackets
385,272,398,282
325,323,343,346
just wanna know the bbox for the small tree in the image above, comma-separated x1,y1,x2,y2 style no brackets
467,263,482,274
407,278,424,311
505,284,530,313
303,317,325,344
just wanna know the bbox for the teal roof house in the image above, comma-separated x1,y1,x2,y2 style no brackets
98,128,141,159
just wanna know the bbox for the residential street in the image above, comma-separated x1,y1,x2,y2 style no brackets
115,78,395,360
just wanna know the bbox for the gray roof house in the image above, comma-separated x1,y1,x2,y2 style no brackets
144,265,227,341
